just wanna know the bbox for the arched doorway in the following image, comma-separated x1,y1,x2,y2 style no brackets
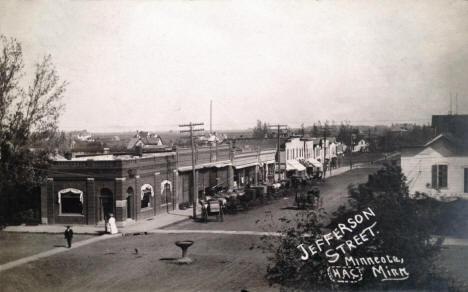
160,180,173,212
126,187,134,220
99,188,114,223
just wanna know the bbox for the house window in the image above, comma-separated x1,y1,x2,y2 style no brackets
140,184,154,209
58,188,83,215
431,165,448,189
464,168,468,193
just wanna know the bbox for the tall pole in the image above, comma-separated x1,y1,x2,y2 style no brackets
179,122,204,219
210,100,213,134
277,125,281,182
302,124,306,159
368,128,371,152
349,125,353,170
268,124,287,182
323,123,327,179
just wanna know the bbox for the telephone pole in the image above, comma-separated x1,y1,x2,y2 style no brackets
368,128,371,152
323,123,328,179
349,125,353,170
179,122,204,219
268,124,287,182
210,100,213,134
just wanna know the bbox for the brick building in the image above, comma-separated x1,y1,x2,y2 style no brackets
41,143,275,226
41,152,177,226
176,144,233,204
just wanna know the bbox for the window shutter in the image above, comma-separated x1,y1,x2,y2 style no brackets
439,165,448,188
431,165,437,189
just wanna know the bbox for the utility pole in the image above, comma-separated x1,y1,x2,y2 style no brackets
268,124,287,182
302,124,306,159
323,123,328,179
349,125,353,170
368,128,371,152
179,122,204,219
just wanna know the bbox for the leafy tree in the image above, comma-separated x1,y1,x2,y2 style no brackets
252,120,269,139
337,123,351,145
312,123,319,137
263,163,447,291
0,35,67,223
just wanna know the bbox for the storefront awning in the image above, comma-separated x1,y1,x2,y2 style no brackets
178,160,232,172
286,160,306,172
307,158,323,168
233,162,259,169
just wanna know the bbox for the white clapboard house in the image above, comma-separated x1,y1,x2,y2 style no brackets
401,133,468,200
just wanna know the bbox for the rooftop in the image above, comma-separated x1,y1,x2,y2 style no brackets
53,152,174,162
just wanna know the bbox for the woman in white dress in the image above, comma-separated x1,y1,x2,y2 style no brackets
107,213,118,234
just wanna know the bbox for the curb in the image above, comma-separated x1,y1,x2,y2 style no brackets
0,213,197,235
1,230,103,235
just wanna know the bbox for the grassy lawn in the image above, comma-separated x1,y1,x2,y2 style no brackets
0,233,275,292
0,232,94,265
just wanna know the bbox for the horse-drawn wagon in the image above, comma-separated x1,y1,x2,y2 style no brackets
295,187,321,210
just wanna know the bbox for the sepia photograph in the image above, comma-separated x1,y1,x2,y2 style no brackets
1,0,468,291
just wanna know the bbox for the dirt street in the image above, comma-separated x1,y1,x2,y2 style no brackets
0,167,379,292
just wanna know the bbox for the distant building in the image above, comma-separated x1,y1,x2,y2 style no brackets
197,132,224,146
127,131,164,151
282,137,314,161
353,139,369,152
75,130,93,142
401,133,468,200
278,137,329,179
432,114,468,142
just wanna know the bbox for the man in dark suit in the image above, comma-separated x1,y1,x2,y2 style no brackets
64,226,73,248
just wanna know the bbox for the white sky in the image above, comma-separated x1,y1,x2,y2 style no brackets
1,0,468,131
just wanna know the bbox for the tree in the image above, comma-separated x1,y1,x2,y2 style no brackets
263,163,447,291
252,120,269,139
0,35,67,223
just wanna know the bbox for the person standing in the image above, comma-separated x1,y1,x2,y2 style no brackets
64,226,73,248
108,213,118,234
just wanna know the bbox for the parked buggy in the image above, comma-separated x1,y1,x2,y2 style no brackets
199,198,225,223
295,187,320,210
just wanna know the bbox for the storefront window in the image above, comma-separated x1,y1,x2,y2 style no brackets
58,188,83,215
140,184,154,209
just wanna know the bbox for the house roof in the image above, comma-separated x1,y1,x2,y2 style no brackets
403,133,468,156
144,136,163,145
127,138,140,150
423,133,465,148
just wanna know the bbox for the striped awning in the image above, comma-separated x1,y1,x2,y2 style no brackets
307,158,323,168
286,160,306,172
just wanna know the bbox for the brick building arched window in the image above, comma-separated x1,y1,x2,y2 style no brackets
140,184,154,209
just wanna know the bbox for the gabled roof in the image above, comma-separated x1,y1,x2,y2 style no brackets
402,132,468,156
127,138,140,150
423,133,464,148
144,136,163,145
